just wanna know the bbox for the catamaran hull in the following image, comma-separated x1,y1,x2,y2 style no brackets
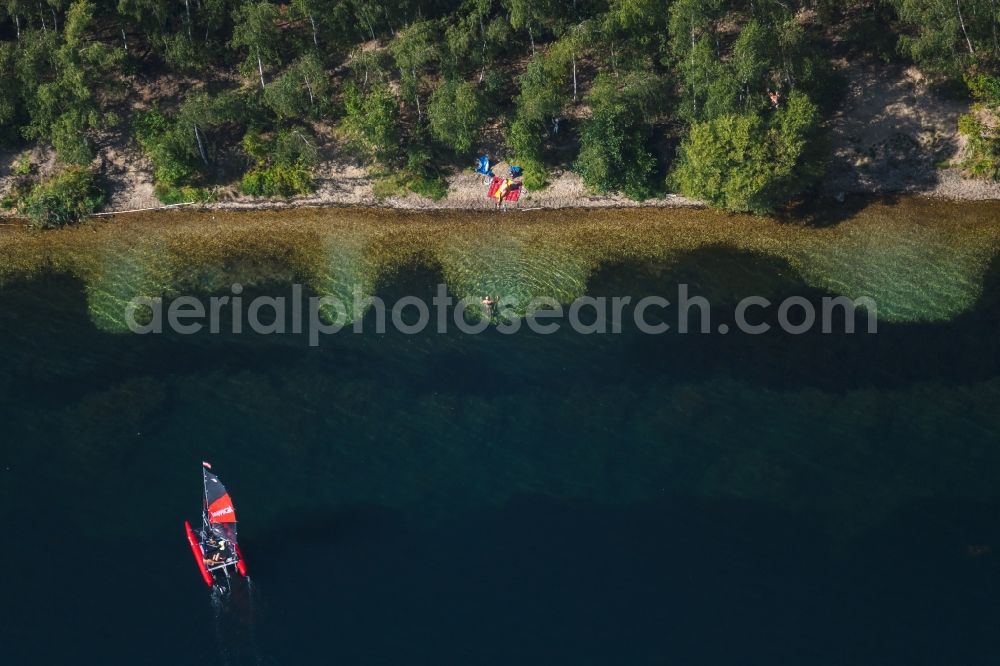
184,520,214,586
235,545,248,577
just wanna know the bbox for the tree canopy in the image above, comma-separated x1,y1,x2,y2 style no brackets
1,0,998,223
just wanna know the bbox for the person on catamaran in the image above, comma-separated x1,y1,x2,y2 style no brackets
206,539,228,565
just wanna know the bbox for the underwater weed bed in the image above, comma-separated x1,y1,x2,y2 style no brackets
0,198,997,330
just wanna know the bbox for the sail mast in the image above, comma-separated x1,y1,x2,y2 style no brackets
201,462,211,530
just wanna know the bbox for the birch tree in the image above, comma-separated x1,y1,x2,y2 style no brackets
502,0,555,54
389,19,437,121
22,0,122,163
2,0,28,38
289,0,338,48
891,0,998,76
428,79,486,153
668,0,722,120
264,53,330,119
230,1,281,91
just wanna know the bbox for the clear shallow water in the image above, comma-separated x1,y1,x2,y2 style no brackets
2,202,1000,664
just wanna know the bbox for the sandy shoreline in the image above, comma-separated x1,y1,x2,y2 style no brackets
90,161,1000,219
2,158,996,222
147,165,707,215
3,62,1000,220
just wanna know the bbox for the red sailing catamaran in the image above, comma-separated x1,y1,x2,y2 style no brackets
184,462,249,586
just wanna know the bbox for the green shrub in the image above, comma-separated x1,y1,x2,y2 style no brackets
575,73,662,200
241,163,315,197
957,112,1000,180
239,129,318,197
406,171,449,200
372,167,448,201
371,151,449,201
18,166,103,228
371,174,406,199
342,83,401,165
2,168,34,208
372,171,449,201
428,79,486,154
954,72,1000,180
576,106,657,199
13,152,32,176
153,184,215,205
507,117,548,188
670,91,823,213
967,73,1000,106
135,94,248,203
405,144,449,200
134,107,201,191
50,109,97,165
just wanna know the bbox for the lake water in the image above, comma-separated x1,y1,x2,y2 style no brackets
2,200,1000,664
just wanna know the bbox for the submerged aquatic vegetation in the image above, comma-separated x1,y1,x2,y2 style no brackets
0,199,997,331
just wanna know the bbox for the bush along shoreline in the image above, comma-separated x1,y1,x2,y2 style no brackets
2,166,104,228
1,1,999,226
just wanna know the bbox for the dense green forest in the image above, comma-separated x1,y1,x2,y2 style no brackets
1,0,999,225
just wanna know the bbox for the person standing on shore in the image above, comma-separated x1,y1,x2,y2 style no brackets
494,178,511,209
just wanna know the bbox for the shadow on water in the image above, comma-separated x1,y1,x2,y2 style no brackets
584,245,1000,391
2,244,999,395
778,192,905,228
975,251,1000,314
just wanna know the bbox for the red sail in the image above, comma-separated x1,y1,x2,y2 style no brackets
204,469,238,525
207,493,237,523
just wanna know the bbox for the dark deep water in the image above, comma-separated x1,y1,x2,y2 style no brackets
2,244,1000,665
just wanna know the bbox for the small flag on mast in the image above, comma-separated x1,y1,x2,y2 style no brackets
202,461,212,469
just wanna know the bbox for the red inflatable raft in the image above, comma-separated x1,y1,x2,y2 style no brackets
184,520,213,586
487,176,523,203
